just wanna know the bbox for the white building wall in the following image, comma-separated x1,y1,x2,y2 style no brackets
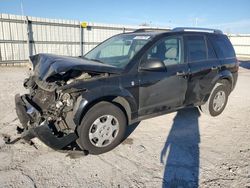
228,34,250,58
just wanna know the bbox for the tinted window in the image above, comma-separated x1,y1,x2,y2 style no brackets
207,38,216,59
186,35,207,62
145,37,182,66
209,35,235,58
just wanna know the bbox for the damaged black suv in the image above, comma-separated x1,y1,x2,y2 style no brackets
15,27,238,154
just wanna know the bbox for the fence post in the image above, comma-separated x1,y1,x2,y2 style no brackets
26,16,32,58
80,23,83,56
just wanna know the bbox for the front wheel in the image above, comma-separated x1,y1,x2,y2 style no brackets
77,101,127,155
200,82,229,116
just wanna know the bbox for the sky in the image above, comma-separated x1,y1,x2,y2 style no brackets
0,0,250,34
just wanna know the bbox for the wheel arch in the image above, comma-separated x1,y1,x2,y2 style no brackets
203,70,233,104
212,70,233,90
73,92,137,127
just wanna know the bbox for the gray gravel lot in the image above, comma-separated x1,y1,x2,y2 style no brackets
0,62,249,188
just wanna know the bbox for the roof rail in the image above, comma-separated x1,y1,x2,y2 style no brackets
172,27,223,34
133,28,171,33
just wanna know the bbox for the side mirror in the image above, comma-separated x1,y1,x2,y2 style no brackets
140,58,166,71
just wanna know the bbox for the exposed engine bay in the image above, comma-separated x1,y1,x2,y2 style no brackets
22,70,106,135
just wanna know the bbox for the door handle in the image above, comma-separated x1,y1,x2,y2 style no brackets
176,71,187,76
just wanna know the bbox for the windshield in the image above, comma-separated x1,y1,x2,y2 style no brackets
84,34,152,68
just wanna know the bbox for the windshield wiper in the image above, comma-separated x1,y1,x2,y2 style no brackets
89,58,104,64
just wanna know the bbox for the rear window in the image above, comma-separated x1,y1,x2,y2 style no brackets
186,35,207,62
209,35,235,58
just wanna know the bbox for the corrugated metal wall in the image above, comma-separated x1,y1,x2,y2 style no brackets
0,13,138,63
0,13,249,63
228,34,250,58
0,14,28,61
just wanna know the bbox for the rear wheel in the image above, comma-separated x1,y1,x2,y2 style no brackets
77,101,127,155
200,81,230,116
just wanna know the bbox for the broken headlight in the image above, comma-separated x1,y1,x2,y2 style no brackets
61,93,74,107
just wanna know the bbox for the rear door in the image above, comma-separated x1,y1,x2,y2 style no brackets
184,34,221,105
138,35,189,116
208,34,238,74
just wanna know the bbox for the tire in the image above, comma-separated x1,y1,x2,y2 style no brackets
200,81,230,116
77,101,127,155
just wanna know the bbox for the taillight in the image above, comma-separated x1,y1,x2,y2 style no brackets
236,58,240,71
236,58,240,66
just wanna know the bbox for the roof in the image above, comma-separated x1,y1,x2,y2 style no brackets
133,28,171,33
132,27,223,35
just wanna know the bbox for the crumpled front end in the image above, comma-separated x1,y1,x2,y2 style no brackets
14,53,114,150
15,90,78,150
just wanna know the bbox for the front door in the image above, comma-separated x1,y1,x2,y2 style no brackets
138,36,189,116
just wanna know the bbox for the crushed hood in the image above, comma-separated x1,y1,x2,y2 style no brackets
30,53,122,81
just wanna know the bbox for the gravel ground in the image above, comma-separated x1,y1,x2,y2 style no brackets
0,63,249,188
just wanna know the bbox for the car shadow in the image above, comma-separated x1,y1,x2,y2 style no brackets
160,107,200,188
123,122,140,140
239,60,250,69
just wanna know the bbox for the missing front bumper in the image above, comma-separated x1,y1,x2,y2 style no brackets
15,94,78,150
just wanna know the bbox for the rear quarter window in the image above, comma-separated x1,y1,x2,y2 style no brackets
209,35,235,58
186,35,207,62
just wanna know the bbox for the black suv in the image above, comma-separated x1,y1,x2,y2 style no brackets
15,27,238,154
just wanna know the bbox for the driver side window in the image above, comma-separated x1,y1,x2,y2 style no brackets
145,37,182,66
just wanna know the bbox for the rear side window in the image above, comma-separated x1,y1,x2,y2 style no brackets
186,36,207,62
209,35,235,58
